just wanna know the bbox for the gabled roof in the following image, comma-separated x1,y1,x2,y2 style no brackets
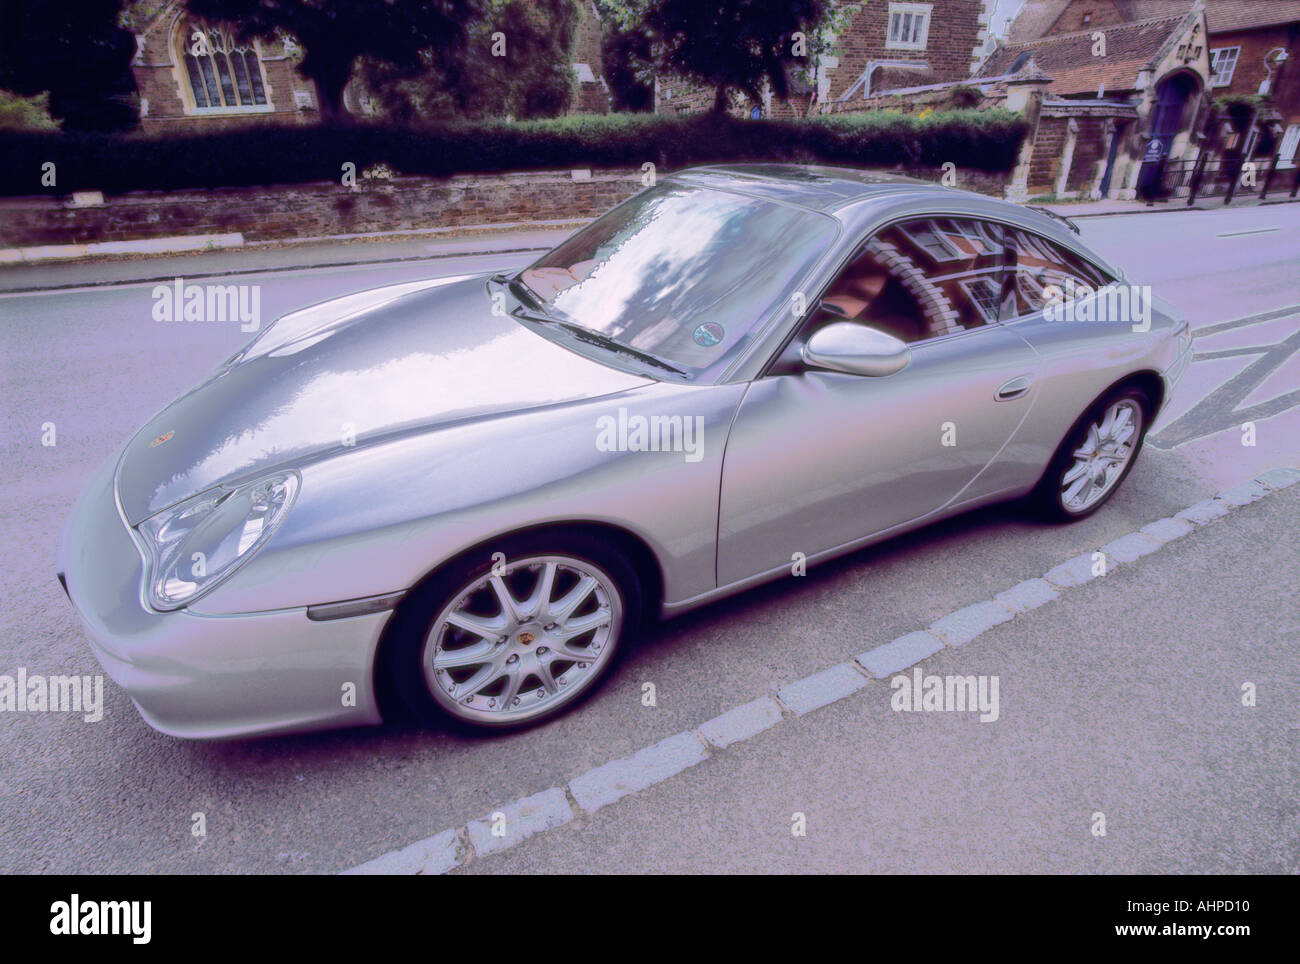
978,15,1190,95
1007,0,1074,44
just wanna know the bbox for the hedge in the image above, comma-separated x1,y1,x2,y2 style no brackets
0,110,1029,197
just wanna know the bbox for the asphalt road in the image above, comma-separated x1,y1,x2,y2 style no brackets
0,202,1296,874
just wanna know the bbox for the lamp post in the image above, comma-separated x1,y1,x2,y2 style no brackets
1259,47,1289,97
1260,121,1286,198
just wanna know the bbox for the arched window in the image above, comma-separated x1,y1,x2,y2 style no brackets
180,21,268,110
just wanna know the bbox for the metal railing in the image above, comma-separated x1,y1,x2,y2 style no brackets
1178,151,1300,205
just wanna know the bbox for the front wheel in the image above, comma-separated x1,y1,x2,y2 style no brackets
386,532,640,730
1032,386,1149,522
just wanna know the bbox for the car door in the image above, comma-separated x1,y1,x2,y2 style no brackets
716,216,1040,586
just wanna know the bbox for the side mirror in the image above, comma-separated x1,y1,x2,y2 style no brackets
801,322,911,377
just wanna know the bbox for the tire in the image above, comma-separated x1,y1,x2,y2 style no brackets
1030,384,1151,523
383,530,641,731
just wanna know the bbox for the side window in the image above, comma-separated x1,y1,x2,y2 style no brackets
1002,227,1116,319
818,217,1006,344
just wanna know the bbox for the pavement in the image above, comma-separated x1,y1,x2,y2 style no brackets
1030,193,1300,219
0,202,1297,874
0,226,577,295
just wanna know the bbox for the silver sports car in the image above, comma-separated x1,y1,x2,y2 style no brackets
58,165,1192,738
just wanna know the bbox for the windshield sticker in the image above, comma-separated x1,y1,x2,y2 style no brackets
693,322,725,347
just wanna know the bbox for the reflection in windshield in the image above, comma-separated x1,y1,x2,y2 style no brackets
521,183,836,379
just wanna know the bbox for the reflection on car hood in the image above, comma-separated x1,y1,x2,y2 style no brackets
115,275,650,524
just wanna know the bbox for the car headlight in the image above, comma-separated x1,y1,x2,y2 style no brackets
137,471,299,611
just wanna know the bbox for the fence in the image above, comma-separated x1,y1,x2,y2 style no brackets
1156,152,1300,205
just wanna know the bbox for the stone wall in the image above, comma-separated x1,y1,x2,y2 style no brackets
0,164,1011,248
0,169,643,247
1065,115,1113,192
1028,114,1069,191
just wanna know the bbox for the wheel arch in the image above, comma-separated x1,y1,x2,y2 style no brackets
1121,369,1165,421
1028,369,1162,499
371,520,666,722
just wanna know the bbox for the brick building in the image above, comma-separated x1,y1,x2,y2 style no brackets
655,0,998,118
1198,1,1300,168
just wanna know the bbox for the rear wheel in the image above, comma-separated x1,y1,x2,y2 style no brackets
1032,385,1149,522
385,532,640,730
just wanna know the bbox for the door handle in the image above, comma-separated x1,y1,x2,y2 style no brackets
995,375,1033,401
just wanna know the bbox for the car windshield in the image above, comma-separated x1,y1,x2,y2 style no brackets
515,181,837,380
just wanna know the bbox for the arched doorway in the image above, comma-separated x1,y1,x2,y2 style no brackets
1138,72,1200,200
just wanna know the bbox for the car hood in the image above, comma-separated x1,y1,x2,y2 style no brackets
115,275,650,524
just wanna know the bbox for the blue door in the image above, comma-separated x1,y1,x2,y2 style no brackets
1138,74,1197,199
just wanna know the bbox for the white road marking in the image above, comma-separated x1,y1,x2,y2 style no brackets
569,731,709,815
930,600,1016,647
857,631,944,679
465,787,573,858
1216,227,1281,238
1098,532,1162,564
1043,551,1115,589
993,578,1060,615
699,697,784,748
776,662,868,715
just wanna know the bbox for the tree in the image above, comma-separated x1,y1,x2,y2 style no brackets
0,90,60,131
357,0,576,121
0,0,137,131
184,0,487,122
602,0,829,113
601,23,653,111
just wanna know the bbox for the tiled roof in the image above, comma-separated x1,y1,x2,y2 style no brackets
978,15,1187,95
1009,0,1300,42
1201,0,1300,32
1117,1,1300,31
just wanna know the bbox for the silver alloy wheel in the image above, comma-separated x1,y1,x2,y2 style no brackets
1060,398,1143,513
422,554,623,724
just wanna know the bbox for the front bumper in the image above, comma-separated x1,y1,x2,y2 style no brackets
57,453,386,739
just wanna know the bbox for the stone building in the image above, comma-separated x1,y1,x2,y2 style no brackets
570,1,613,114
123,0,611,132
974,4,1213,199
1002,0,1300,192
123,0,320,134
655,0,998,118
